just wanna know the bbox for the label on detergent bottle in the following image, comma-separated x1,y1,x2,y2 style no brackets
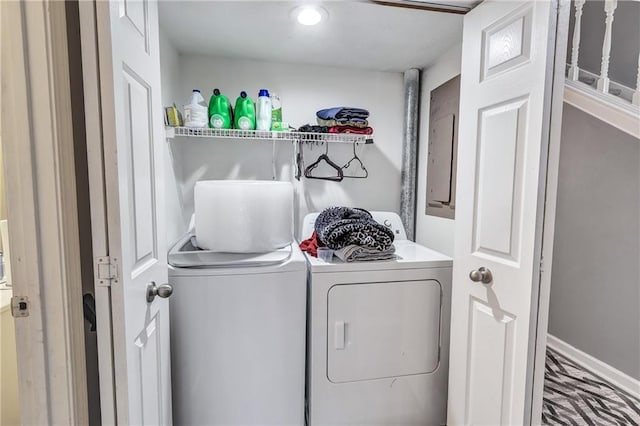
187,108,207,125
237,116,252,130
271,94,282,123
210,114,225,129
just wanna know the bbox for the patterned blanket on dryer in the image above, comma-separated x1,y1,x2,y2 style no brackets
314,207,394,251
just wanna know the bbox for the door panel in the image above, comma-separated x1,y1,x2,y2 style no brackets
121,0,149,53
448,1,563,425
136,314,163,426
465,298,516,425
122,69,158,272
473,97,528,262
123,0,146,36
481,5,533,80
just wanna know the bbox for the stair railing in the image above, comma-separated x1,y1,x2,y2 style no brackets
567,0,640,107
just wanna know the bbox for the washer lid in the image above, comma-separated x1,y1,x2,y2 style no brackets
306,240,452,273
169,233,295,269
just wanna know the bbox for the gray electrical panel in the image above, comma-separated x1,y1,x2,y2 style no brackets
426,75,460,219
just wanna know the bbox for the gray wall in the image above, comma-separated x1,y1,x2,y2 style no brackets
548,104,640,380
567,0,640,88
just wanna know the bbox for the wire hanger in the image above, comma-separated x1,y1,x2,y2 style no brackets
294,140,304,181
342,141,368,179
304,142,344,182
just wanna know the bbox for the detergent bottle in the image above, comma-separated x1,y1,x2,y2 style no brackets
208,89,233,129
270,93,282,125
233,91,256,130
183,89,208,128
256,89,272,131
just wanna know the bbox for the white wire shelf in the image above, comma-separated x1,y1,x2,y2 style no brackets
165,126,374,144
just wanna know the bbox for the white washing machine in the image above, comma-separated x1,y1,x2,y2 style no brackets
302,212,453,426
168,234,307,426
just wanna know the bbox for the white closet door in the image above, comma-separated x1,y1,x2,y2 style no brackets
93,0,172,424
448,1,564,424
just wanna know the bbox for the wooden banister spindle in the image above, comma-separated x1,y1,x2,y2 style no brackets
597,0,618,93
633,52,640,106
568,0,586,81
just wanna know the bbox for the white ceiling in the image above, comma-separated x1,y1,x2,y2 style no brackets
158,1,464,72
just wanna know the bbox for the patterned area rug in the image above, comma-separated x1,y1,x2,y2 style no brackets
543,348,640,425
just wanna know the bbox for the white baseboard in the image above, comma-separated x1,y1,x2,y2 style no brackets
546,334,640,397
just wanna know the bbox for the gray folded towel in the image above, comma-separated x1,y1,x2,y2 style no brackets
334,244,396,262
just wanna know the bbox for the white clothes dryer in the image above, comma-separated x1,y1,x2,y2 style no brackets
168,234,307,426
302,212,453,426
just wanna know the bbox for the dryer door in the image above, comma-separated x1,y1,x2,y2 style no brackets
327,280,442,383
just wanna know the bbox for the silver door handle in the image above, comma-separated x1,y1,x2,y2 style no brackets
469,267,493,284
146,281,173,303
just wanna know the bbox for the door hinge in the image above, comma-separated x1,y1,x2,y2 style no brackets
96,256,118,287
11,296,30,317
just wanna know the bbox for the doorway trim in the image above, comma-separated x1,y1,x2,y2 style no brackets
76,0,119,423
5,0,571,424
0,1,89,424
529,1,570,423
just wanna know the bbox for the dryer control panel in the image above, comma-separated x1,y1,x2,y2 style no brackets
301,211,407,241
370,212,407,240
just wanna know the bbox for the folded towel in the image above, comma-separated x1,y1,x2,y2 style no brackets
316,107,369,121
315,207,394,251
328,126,373,135
316,117,369,128
298,124,329,133
334,244,396,262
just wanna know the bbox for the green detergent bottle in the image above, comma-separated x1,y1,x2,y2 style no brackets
208,88,233,129
233,91,256,130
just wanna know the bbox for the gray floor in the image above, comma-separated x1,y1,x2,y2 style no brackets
543,348,640,425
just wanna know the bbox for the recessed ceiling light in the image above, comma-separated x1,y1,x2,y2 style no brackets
293,5,327,26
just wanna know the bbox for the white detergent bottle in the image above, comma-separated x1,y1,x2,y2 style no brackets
183,89,208,128
256,89,272,130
